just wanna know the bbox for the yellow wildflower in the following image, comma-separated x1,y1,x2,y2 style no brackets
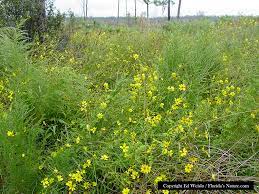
179,84,187,91
229,92,235,97
185,164,193,173
66,180,76,191
101,154,109,161
7,130,15,137
103,82,109,90
120,143,129,153
41,178,50,188
141,164,151,174
75,136,80,144
71,171,83,182
160,103,164,108
154,174,166,184
131,170,139,180
167,86,175,92
83,160,91,168
97,113,104,119
57,175,63,182
65,143,72,148
146,189,152,194
171,72,177,79
162,190,169,194
179,148,188,157
100,102,107,109
122,187,130,194
83,181,90,189
80,100,88,112
174,97,183,105
133,54,139,60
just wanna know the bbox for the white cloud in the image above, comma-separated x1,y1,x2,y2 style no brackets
54,0,259,17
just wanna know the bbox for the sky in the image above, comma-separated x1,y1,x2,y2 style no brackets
54,0,259,17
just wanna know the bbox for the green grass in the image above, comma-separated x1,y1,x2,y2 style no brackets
0,17,258,193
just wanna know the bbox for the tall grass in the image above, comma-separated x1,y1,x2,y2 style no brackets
0,18,258,193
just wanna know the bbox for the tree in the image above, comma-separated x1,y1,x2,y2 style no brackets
82,0,89,20
125,0,128,17
143,0,151,19
134,0,137,20
154,0,174,21
167,0,170,21
117,0,120,23
0,0,64,41
177,0,182,19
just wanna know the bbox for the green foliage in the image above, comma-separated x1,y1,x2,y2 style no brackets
0,0,64,40
0,18,258,193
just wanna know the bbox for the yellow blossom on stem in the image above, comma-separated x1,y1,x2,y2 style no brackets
179,84,187,91
103,82,109,90
66,180,76,191
122,187,130,194
120,143,129,153
97,113,104,119
100,102,107,109
75,136,80,144
179,148,188,157
71,171,83,182
7,130,15,137
41,178,50,188
101,154,109,161
141,164,151,174
185,164,193,173
133,54,139,60
83,181,90,189
57,175,63,182
171,72,177,79
83,160,91,168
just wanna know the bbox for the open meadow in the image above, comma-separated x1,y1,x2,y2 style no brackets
0,17,258,193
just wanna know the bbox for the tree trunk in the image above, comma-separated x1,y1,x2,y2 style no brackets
125,0,127,17
134,0,137,21
177,0,182,19
38,0,46,42
168,0,170,21
86,0,88,19
146,3,149,19
117,0,120,23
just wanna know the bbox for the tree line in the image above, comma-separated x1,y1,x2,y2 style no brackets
81,0,183,21
0,0,64,42
0,0,183,42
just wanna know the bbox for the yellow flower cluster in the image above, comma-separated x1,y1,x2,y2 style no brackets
154,174,167,184
69,170,84,182
146,114,162,127
180,112,193,126
120,143,129,157
185,163,193,173
83,159,92,168
179,147,188,157
161,141,173,157
172,97,186,110
126,167,140,180
80,100,88,112
41,177,54,188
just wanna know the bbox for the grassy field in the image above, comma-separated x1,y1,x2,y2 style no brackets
0,17,258,193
